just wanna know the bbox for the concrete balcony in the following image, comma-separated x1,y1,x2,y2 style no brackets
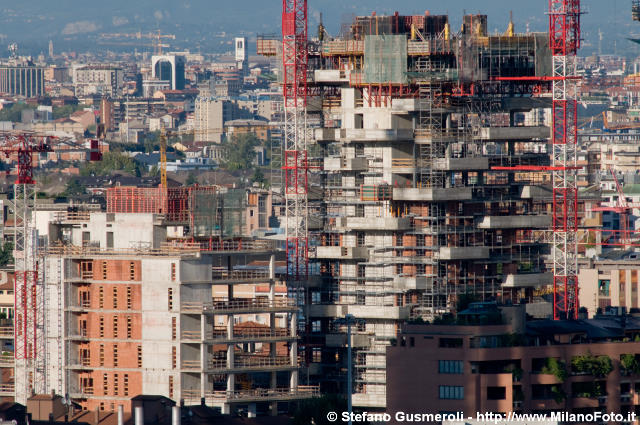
474,126,550,140
352,392,386,408
432,157,489,171
316,246,369,260
306,304,409,320
336,216,412,231
315,128,413,142
346,305,410,320
393,276,430,291
324,157,368,172
502,273,552,288
520,185,552,199
477,215,551,229
439,246,490,260
393,187,472,201
325,333,371,348
314,69,349,83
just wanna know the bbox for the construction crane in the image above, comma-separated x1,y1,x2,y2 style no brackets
282,0,310,282
0,132,102,399
548,0,582,320
591,168,640,245
99,30,176,55
601,111,640,130
494,0,582,320
158,127,227,189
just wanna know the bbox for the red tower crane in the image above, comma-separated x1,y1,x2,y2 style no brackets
591,168,640,246
282,0,309,281
549,0,582,320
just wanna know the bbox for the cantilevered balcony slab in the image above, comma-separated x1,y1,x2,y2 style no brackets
393,276,430,291
432,157,489,171
324,157,368,171
502,273,552,288
393,187,472,201
477,215,551,229
336,216,411,231
326,333,371,348
474,126,550,140
315,128,414,142
439,247,490,260
346,305,411,320
315,246,369,260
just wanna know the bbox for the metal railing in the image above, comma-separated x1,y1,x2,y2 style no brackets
210,327,291,340
182,356,297,371
0,383,14,394
181,298,297,313
0,327,13,338
211,269,271,281
182,385,319,403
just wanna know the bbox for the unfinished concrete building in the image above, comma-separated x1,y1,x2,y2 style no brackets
12,197,317,415
303,13,555,408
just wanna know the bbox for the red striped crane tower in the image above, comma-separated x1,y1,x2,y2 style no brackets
549,0,581,320
282,0,309,281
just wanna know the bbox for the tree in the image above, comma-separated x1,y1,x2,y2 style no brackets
185,173,198,186
80,152,140,176
63,178,86,197
222,133,259,171
0,103,35,122
251,168,267,186
0,243,12,267
290,394,347,425
541,358,568,382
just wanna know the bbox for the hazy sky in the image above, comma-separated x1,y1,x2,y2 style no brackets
0,0,637,56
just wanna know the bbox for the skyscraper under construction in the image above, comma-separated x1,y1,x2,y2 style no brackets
264,11,560,408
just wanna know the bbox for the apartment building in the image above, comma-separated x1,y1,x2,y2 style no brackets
73,65,124,98
13,205,316,415
302,12,554,408
579,252,640,318
387,304,640,423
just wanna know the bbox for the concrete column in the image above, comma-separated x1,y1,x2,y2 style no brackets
248,403,257,418
134,406,143,425
221,403,231,415
227,313,235,393
290,311,298,389
172,406,181,425
117,405,124,425
269,254,275,279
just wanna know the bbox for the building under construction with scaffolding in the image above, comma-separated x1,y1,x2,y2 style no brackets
294,12,556,408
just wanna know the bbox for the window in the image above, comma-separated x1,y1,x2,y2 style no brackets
113,344,118,367
126,286,132,310
168,288,173,311
102,373,108,394
113,316,118,338
100,402,105,411
598,279,611,297
172,317,176,340
113,288,118,309
171,263,176,281
99,316,104,338
311,320,321,333
439,360,463,374
439,338,463,348
439,386,464,400
99,286,104,308
102,261,107,280
99,344,105,367
168,376,174,399
172,346,176,369
114,373,119,396
123,374,129,396
137,346,142,367
487,386,506,400
126,316,132,339
129,262,136,280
